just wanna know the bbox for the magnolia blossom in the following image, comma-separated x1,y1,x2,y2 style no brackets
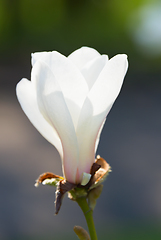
16,47,128,185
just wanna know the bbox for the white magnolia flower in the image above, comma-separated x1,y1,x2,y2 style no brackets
16,47,128,184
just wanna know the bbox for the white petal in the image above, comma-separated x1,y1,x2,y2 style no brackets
81,172,92,186
76,100,112,180
32,51,50,66
32,51,88,129
95,118,106,153
68,46,101,70
16,79,63,158
76,54,128,178
87,54,128,116
32,61,79,183
81,55,108,90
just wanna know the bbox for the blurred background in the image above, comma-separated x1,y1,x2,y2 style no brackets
0,0,161,239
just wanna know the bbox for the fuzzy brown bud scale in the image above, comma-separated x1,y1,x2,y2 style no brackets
35,156,111,214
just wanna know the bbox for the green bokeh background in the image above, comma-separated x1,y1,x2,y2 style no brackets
0,0,161,71
0,0,161,239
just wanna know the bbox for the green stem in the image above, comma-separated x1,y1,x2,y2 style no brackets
76,197,98,240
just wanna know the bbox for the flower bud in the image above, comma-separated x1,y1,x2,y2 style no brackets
74,226,90,240
88,184,103,210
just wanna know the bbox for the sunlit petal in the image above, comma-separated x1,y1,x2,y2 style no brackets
32,60,79,183
68,46,101,70
76,54,128,178
32,51,88,128
16,79,63,158
95,118,106,153
81,55,108,90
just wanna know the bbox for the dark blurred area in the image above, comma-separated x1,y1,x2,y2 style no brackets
0,0,161,239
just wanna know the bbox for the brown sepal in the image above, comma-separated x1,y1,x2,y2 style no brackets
35,172,62,186
55,180,76,214
90,162,101,175
35,156,110,214
89,155,111,188
84,163,101,189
